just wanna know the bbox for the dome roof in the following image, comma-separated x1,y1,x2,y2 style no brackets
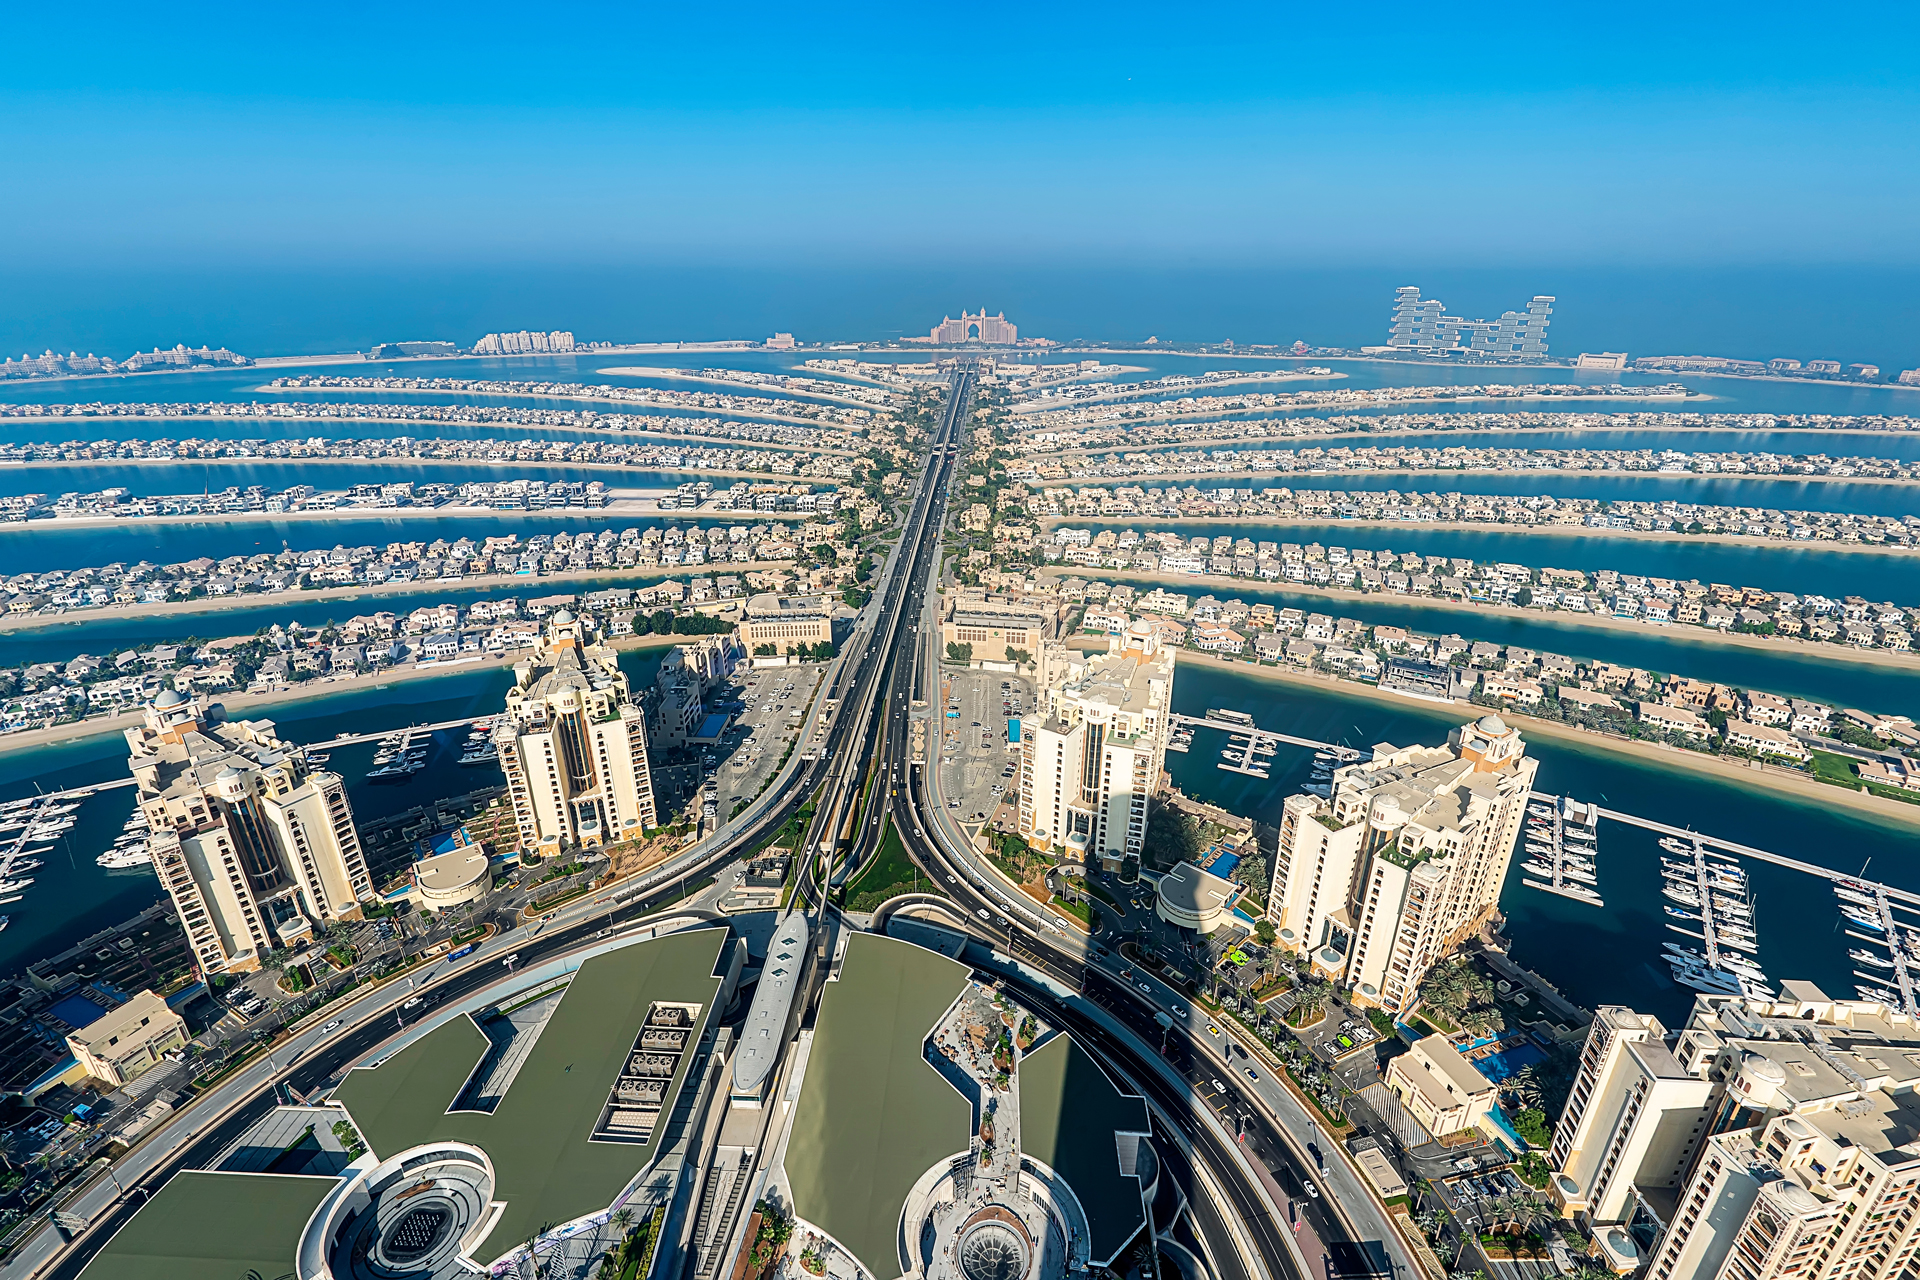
1475,713,1509,735
153,688,185,709
551,609,575,625
216,766,241,781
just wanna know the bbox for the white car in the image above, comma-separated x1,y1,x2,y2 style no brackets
321,1019,343,1033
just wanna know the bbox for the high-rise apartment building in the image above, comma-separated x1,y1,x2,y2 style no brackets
1264,715,1538,1011
1017,622,1174,873
1550,985,1920,1280
126,690,373,976
1388,287,1553,357
493,610,657,857
472,330,577,355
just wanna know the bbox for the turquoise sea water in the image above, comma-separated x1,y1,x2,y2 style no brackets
0,648,666,976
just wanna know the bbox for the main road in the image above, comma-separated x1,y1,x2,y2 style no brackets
14,366,1334,1280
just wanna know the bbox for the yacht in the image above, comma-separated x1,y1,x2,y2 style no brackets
1852,948,1896,969
1836,886,1879,908
1665,906,1701,922
96,847,152,869
458,743,499,766
1842,907,1885,931
1522,860,1558,879
1670,963,1747,997
0,879,33,895
1663,884,1702,906
1857,985,1902,1006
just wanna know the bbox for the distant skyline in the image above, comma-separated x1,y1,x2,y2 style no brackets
2,3,1918,268
4,265,1920,377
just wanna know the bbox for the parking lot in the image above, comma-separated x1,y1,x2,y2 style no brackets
654,662,826,829
934,667,1032,828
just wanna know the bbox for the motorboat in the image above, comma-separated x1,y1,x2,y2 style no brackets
1663,885,1702,906
1857,985,1901,1006
1852,948,1895,969
1842,907,1885,931
96,847,152,869
0,879,33,894
1665,906,1701,921
1670,963,1746,997
1560,864,1598,884
1522,860,1558,879
1836,886,1878,909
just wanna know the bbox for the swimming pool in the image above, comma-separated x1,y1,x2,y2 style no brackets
1474,1041,1548,1082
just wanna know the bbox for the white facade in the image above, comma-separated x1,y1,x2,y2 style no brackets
1553,985,1920,1280
1266,715,1538,1011
1389,287,1553,357
126,690,373,975
1018,622,1174,873
1550,1007,1715,1225
495,612,657,856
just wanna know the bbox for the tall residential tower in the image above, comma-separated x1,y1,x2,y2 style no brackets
126,690,373,976
493,610,657,857
1265,714,1538,1011
1388,286,1553,357
1017,621,1175,873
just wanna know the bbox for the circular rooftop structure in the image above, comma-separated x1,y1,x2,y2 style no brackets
959,1218,1032,1280
153,688,185,709
316,1144,495,1280
1476,713,1508,734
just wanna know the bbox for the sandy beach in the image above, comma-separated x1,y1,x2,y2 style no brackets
1085,566,1920,674
1022,463,1920,491
0,495,692,534
0,632,685,758
243,382,845,429
593,366,885,409
1037,512,1920,557
1177,650,1920,830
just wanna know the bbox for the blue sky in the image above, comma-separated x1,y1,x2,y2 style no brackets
3,3,1918,268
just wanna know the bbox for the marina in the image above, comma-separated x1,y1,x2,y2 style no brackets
1519,794,1604,907
1657,834,1771,1000
1169,694,1920,1018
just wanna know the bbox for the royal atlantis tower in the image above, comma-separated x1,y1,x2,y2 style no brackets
493,610,657,857
126,690,373,976
1017,621,1175,873
1265,714,1537,1011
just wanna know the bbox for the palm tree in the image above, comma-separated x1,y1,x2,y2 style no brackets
611,1207,634,1237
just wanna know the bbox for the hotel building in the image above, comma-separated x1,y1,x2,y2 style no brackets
1549,984,1920,1280
493,610,657,857
1017,621,1174,873
930,309,1018,344
1264,715,1538,1011
1389,287,1554,357
126,690,373,975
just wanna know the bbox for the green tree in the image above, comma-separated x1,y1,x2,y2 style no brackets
946,641,973,664
1254,918,1277,946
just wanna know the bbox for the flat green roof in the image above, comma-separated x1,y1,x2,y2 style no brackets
75,1170,336,1280
335,927,728,1262
786,932,973,1280
1019,1033,1151,1264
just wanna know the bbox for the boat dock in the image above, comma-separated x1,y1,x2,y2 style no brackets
1168,711,1367,780
1836,882,1920,1014
1520,793,1604,908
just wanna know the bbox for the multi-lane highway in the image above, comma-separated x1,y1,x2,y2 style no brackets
17,365,1348,1280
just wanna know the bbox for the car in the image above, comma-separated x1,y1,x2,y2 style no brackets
1302,1179,1319,1199
1245,1067,1260,1082
1172,1005,1187,1018
1210,1078,1226,1093
1137,982,1151,995
321,1019,342,1033
1207,1024,1221,1036
977,909,990,920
